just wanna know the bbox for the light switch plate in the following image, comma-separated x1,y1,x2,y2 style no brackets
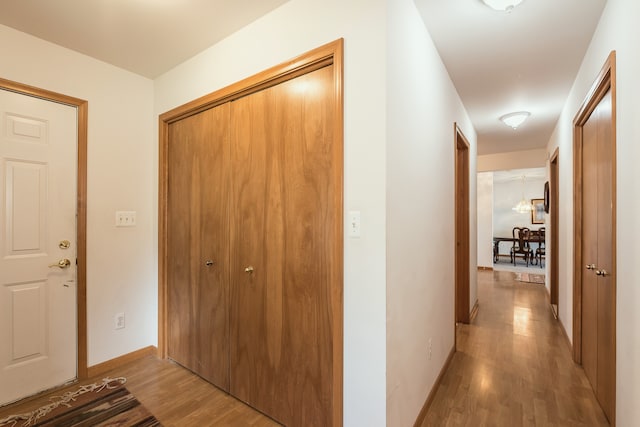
115,211,136,227
115,312,125,330
348,210,361,238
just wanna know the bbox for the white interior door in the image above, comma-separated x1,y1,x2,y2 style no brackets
0,89,77,405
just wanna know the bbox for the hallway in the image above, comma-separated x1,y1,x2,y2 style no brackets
421,270,609,426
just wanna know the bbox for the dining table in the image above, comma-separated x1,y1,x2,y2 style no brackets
493,230,543,263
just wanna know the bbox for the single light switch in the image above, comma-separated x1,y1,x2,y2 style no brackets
348,210,361,238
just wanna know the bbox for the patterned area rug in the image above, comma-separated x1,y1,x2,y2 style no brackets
514,272,545,284
0,378,161,427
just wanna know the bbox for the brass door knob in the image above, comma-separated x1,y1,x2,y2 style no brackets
205,260,214,267
596,269,608,277
49,259,71,269
585,264,596,270
244,266,254,274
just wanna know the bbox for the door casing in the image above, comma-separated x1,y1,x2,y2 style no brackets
549,147,559,317
0,78,88,380
572,51,616,425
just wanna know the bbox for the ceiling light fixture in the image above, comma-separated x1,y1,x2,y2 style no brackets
481,0,525,12
500,111,531,129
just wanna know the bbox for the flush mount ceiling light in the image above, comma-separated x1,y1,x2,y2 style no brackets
500,111,531,129
481,0,525,12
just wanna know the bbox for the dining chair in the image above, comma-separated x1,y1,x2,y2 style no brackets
511,227,533,266
535,227,546,268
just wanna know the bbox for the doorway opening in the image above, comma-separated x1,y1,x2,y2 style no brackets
454,123,470,326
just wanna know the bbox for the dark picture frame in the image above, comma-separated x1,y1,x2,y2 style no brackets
531,198,545,224
544,181,550,213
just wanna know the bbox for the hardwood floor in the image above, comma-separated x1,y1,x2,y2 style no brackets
421,270,609,426
0,270,610,426
0,356,280,426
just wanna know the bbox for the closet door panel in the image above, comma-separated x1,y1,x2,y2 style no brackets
230,65,337,426
229,88,269,404
167,104,230,390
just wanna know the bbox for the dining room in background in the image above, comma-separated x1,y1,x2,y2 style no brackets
477,167,546,269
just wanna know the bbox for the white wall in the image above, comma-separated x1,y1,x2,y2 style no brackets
154,1,388,425
545,0,640,424
386,0,476,425
477,173,494,268
478,148,546,172
0,25,157,366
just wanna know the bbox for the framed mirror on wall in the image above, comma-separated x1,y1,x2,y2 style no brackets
531,198,545,224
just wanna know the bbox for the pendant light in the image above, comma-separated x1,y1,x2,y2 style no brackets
512,175,532,213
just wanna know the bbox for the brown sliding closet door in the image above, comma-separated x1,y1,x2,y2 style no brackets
229,64,338,426
167,105,230,390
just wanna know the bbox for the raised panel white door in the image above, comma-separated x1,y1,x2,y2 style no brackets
0,89,77,404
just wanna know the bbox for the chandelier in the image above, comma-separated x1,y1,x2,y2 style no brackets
512,175,532,213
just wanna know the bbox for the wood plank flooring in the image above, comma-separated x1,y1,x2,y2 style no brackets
1,270,610,426
421,270,609,426
0,356,280,426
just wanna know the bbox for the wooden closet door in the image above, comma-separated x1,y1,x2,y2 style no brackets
594,89,614,421
167,104,230,390
580,89,614,422
230,64,338,426
581,103,599,390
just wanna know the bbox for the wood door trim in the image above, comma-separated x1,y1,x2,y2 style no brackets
550,147,559,315
158,39,344,426
572,51,616,424
159,42,338,124
0,78,89,379
454,123,470,329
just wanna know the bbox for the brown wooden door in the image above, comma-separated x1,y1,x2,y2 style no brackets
581,101,599,389
229,65,338,426
580,89,614,421
167,105,230,390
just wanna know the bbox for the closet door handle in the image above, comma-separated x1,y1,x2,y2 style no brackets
205,260,214,267
244,266,254,274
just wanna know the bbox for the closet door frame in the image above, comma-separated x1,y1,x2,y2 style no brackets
158,39,344,426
